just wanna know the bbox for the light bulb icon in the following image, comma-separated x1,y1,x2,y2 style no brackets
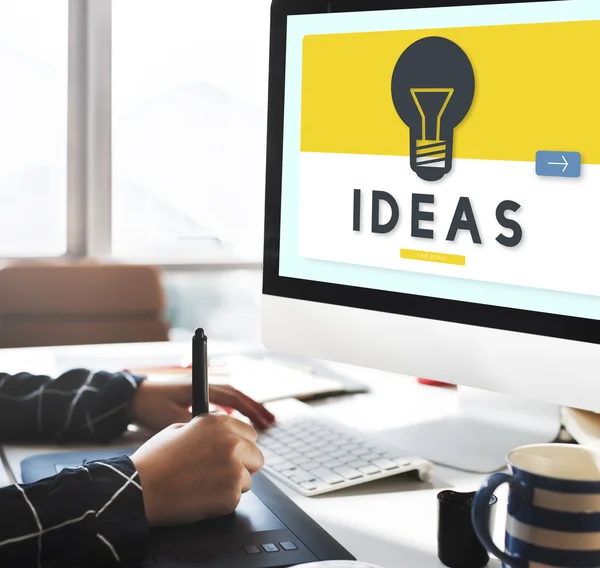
391,36,475,182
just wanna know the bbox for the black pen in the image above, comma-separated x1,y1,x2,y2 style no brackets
192,328,210,417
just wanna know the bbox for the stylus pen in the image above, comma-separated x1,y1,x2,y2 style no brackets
192,328,210,417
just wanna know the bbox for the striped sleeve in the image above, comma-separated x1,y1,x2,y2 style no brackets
0,369,145,443
0,455,149,567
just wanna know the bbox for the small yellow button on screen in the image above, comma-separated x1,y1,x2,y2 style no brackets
400,248,466,266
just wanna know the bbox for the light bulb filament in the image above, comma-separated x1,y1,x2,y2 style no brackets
410,87,454,141
409,88,454,169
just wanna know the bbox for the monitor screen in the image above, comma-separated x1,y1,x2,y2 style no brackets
273,0,600,330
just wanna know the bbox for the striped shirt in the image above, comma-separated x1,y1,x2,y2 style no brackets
0,369,149,567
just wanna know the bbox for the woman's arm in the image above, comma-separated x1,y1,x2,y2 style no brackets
0,456,148,567
0,412,267,567
0,369,144,443
0,386,271,567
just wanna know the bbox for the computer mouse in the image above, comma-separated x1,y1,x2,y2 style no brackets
290,562,383,568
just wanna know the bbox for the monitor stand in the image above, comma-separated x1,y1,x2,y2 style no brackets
384,386,562,473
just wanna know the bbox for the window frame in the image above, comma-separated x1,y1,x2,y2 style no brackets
0,0,262,269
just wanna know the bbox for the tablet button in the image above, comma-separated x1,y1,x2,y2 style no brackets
262,543,279,553
244,545,261,555
280,541,298,551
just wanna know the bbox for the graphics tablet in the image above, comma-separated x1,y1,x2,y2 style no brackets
21,449,355,568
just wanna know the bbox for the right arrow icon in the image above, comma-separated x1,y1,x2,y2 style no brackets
536,151,581,178
547,155,569,173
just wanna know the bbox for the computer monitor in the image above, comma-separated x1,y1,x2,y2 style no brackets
261,0,600,472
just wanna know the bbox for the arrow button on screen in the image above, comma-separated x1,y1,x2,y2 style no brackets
536,151,581,178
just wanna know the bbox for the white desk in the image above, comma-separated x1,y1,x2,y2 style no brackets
0,341,507,568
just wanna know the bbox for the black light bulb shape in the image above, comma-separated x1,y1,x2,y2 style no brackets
391,36,475,182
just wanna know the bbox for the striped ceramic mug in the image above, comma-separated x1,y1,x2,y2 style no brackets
472,444,600,568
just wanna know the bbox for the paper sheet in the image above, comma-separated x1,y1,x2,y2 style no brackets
132,355,348,403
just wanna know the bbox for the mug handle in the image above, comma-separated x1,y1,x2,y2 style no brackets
471,472,526,568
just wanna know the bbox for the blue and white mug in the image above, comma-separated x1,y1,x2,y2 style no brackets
472,444,600,568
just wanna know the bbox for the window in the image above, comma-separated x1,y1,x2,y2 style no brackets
0,0,269,265
112,0,270,262
0,1,68,257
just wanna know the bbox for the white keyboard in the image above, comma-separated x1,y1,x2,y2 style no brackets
258,400,433,496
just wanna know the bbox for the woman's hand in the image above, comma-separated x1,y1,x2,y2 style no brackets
132,413,264,526
128,376,275,433
209,384,276,429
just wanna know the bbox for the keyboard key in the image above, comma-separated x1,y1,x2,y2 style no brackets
301,461,320,471
358,464,381,475
313,454,331,464
349,446,367,456
305,449,322,459
328,434,347,443
244,545,261,555
295,433,313,442
273,461,295,472
385,455,412,467
323,459,343,469
360,452,381,462
282,468,300,477
281,450,302,461
300,481,321,491
274,430,291,438
329,448,347,458
309,468,345,485
337,455,356,464
333,466,363,480
280,541,298,551
291,455,312,466
267,455,286,466
350,459,369,469
372,458,400,470
289,472,313,483
262,544,279,553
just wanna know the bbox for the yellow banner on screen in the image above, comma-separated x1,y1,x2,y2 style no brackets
300,19,600,164
400,249,466,266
